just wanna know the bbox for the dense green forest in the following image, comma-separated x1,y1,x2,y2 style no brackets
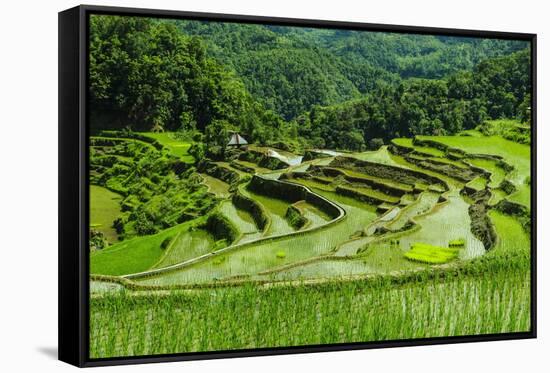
90,15,530,152
296,49,531,150
174,22,527,119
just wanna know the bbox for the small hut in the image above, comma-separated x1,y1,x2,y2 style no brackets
227,133,248,147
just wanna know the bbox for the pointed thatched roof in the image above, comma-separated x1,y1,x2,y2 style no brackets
227,133,248,146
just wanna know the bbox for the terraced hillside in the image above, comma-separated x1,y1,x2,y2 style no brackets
89,132,531,358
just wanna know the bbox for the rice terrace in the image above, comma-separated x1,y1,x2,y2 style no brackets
87,14,533,359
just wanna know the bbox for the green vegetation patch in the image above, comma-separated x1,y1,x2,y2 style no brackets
199,173,230,198
202,212,240,244
418,135,530,209
333,167,414,193
285,204,309,229
487,210,530,257
466,176,487,192
478,119,530,144
350,147,405,168
404,243,460,264
136,191,377,285
91,267,530,358
153,229,215,269
90,219,203,276
392,138,414,148
90,136,216,238
418,136,529,182
241,187,295,236
141,132,194,163
467,158,506,188
219,200,258,234
448,238,465,247
90,185,122,244
335,185,399,205
507,186,531,207
429,157,468,169
391,138,445,157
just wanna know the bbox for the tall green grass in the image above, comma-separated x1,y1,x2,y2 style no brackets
90,263,530,358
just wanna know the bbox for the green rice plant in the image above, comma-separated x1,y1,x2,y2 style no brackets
487,210,530,257
241,189,295,236
335,167,414,191
213,256,226,265
90,265,530,358
428,156,469,169
404,242,460,264
152,229,215,269
396,188,485,259
200,174,230,198
389,152,464,191
386,191,440,231
89,130,532,360
289,178,336,192
392,138,414,148
333,185,398,206
297,202,331,228
219,201,258,235
448,238,465,247
136,191,377,286
90,218,205,276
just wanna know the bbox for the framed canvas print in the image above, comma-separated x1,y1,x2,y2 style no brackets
58,5,536,367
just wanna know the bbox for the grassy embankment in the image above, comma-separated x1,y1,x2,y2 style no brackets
90,185,122,243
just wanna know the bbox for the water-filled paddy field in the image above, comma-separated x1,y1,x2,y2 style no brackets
89,132,531,358
90,133,530,286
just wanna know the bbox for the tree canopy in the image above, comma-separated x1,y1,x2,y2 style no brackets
89,15,531,152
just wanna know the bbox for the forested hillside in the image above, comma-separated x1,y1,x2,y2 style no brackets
296,49,531,150
173,21,528,119
90,15,531,151
90,16,284,137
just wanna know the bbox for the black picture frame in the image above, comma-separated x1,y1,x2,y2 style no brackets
59,4,537,367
